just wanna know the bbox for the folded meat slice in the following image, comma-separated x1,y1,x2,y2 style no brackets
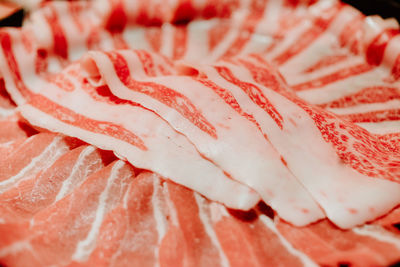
264,9,400,136
19,92,258,210
209,56,400,228
82,49,324,226
0,30,259,210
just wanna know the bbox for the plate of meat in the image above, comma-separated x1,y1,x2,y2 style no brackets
0,0,399,266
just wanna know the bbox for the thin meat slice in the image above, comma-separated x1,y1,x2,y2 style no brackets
19,0,260,64
239,56,400,182
0,132,79,194
211,208,316,267
272,1,343,66
273,20,399,105
67,202,131,267
70,172,226,267
0,132,61,176
1,0,400,266
218,56,400,228
82,49,324,226
0,160,134,267
276,218,400,266
159,181,223,267
0,30,259,210
70,172,316,267
19,92,259,210
0,145,112,224
69,172,165,267
270,5,362,75
103,172,161,267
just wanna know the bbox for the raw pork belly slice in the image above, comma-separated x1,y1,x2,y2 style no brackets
208,57,400,228
0,160,135,267
0,30,259,210
0,145,112,224
18,88,259,211
82,49,324,226
1,163,398,266
82,49,400,228
0,133,81,194
1,0,400,266
276,218,400,266
0,170,317,267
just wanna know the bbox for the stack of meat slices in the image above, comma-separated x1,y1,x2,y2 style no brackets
0,0,400,266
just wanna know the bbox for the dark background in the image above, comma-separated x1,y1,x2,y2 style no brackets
1,0,400,28
342,0,400,22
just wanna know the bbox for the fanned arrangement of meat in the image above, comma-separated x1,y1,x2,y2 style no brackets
0,0,400,266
